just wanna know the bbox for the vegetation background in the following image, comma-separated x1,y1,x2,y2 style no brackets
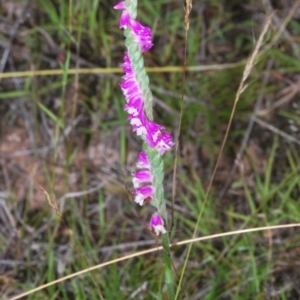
1,0,300,299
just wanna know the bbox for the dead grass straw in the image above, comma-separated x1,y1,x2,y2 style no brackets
9,222,300,300
175,13,273,299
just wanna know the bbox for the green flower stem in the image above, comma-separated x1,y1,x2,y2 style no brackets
123,6,153,120
125,0,137,19
145,143,174,298
122,1,175,299
144,143,168,225
162,232,175,299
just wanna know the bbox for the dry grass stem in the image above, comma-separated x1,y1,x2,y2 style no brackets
0,62,246,79
175,13,273,298
9,223,300,300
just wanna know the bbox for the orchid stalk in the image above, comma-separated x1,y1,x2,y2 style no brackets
114,0,175,298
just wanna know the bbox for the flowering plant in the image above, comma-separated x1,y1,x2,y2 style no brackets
114,0,175,297
114,0,174,233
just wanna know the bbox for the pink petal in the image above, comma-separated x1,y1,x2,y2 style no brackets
113,1,126,10
149,214,166,235
133,186,154,206
136,151,150,169
119,11,130,28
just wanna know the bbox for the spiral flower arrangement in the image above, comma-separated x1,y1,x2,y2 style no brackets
114,0,174,236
